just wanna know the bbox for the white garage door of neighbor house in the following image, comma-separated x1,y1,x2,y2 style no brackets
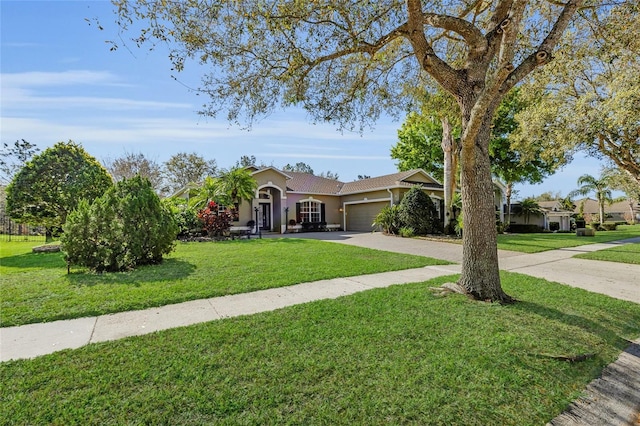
346,202,389,232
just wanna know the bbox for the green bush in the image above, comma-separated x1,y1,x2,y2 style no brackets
600,222,618,231
398,227,415,238
455,212,463,237
372,205,402,234
62,176,178,272
549,222,560,232
398,186,443,235
505,224,543,233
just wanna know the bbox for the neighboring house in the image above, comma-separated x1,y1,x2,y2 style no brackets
574,198,640,223
507,201,573,231
507,197,640,231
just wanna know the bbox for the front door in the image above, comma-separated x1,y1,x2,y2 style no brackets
259,203,271,230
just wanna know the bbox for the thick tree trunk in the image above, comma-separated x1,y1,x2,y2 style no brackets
45,227,53,243
458,119,512,302
441,116,455,233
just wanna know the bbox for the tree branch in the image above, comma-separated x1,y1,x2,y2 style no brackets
422,12,487,56
405,0,462,95
501,0,586,94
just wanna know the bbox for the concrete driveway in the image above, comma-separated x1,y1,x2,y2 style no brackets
270,231,640,304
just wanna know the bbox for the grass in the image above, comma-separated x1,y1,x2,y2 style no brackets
0,238,448,327
574,243,640,265
497,224,640,253
1,272,639,425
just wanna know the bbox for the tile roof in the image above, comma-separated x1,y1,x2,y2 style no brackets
285,171,344,194
277,169,443,195
533,198,638,215
340,170,442,194
537,201,572,212
575,198,638,214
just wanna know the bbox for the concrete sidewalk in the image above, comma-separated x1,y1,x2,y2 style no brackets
0,264,462,362
2,233,638,361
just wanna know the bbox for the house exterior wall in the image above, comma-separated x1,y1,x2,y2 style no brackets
508,212,545,228
546,213,572,231
212,168,451,234
283,193,342,225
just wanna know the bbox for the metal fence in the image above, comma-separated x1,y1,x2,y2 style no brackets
0,212,46,243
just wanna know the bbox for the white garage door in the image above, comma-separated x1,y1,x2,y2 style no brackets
346,202,389,232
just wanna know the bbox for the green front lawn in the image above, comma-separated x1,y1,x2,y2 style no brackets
0,239,448,327
497,224,640,253
574,243,640,265
2,272,639,425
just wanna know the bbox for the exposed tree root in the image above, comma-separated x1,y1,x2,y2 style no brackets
429,282,517,304
530,353,596,363
429,282,468,297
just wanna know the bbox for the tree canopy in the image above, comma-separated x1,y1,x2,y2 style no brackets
110,0,592,302
103,151,165,194
0,139,39,185
514,2,640,185
392,88,563,229
164,152,217,194
6,141,113,232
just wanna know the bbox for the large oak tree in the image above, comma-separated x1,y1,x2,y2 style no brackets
111,0,589,302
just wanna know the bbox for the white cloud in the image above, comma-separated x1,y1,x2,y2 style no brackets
1,70,121,87
1,70,193,111
258,152,389,161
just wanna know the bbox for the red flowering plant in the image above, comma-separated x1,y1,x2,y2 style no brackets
197,201,233,238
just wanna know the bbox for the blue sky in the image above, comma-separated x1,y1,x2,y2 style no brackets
1,0,606,197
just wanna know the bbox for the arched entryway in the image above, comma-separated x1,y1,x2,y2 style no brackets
256,186,284,232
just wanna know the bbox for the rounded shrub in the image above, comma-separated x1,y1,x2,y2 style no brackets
62,176,178,272
398,186,443,235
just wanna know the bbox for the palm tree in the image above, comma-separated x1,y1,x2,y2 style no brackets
559,195,575,211
216,167,258,206
189,176,223,210
517,197,543,224
569,172,617,223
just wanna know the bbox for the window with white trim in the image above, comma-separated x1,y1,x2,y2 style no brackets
299,200,321,223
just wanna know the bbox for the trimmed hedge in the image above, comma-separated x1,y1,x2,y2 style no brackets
506,224,544,233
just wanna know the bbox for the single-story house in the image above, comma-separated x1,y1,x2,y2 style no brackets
507,201,574,231
173,167,509,234
507,196,640,231
574,198,639,223
191,167,507,234
239,167,445,233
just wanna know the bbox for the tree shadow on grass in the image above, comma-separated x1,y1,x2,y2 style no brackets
65,258,197,287
0,251,66,270
509,300,636,351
